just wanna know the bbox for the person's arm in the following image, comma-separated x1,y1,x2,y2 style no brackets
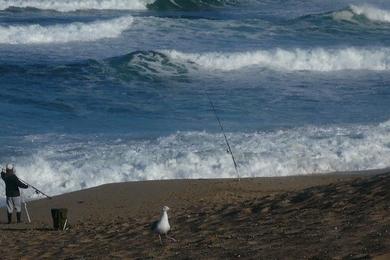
16,177,28,189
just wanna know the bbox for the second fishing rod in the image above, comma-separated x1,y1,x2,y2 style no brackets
204,91,240,180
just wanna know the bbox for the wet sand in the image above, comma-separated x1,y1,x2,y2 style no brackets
0,169,389,259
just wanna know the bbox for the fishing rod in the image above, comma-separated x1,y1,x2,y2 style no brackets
18,177,52,199
205,92,240,180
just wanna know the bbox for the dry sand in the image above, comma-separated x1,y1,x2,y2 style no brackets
0,169,389,259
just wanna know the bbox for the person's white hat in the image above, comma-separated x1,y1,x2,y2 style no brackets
6,164,13,170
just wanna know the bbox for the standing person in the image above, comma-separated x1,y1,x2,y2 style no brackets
1,164,28,224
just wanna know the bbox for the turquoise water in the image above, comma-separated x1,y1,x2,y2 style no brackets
0,0,390,197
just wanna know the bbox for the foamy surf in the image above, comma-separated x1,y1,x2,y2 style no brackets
163,48,390,71
13,119,390,198
0,16,133,44
332,4,390,24
0,0,153,12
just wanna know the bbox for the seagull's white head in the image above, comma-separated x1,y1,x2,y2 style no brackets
162,206,170,212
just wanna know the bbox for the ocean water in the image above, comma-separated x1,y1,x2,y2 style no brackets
1,0,390,199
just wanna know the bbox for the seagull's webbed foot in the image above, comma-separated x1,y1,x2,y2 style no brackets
158,234,163,245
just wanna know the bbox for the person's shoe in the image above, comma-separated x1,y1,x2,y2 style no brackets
7,213,12,224
16,212,21,223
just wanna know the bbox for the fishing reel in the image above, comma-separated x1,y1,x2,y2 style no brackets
32,188,46,197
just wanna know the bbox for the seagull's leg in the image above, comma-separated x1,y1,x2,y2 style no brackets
159,234,163,245
165,234,177,242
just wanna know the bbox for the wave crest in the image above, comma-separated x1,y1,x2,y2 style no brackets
0,0,152,12
2,47,389,77
2,47,390,77
0,50,189,82
0,16,133,44
106,51,189,80
163,48,390,71
146,0,238,11
0,0,237,12
332,4,390,24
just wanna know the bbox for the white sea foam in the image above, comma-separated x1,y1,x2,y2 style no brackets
0,0,154,12
163,48,390,71
0,16,133,44
10,120,390,198
350,4,390,23
332,4,390,24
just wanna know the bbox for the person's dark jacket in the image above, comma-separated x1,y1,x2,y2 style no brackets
1,171,28,197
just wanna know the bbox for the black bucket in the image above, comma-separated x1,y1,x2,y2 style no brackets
51,208,68,230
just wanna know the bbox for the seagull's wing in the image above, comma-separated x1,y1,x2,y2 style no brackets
151,220,159,232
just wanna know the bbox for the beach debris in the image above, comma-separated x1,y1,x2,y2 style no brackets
151,206,177,245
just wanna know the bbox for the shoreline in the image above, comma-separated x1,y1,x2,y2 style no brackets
6,168,383,220
1,168,388,223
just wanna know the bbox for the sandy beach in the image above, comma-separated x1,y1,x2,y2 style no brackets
0,169,389,259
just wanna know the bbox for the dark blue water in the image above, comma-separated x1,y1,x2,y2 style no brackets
1,0,390,197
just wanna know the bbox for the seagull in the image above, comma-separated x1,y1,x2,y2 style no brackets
151,206,177,245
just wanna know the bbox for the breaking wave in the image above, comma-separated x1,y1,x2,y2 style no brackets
0,0,153,12
105,51,189,81
0,51,189,81
11,119,390,198
332,4,390,24
2,47,390,79
0,16,133,44
163,48,390,71
0,0,237,12
146,0,238,11
2,47,390,80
